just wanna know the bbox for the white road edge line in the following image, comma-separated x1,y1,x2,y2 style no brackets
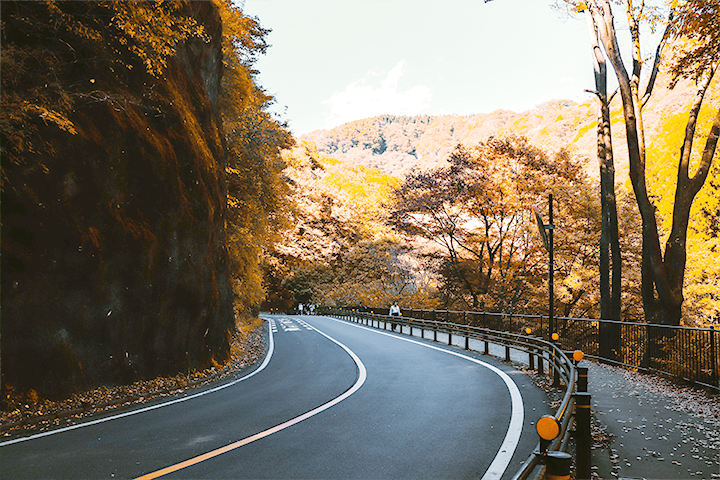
321,316,524,480
133,317,367,479
0,323,277,447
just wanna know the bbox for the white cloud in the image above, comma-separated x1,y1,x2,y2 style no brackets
323,60,431,129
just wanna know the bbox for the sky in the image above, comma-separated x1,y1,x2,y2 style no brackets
241,0,649,136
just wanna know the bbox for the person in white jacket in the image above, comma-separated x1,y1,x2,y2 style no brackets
389,301,400,331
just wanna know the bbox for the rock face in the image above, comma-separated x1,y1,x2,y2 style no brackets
1,1,233,398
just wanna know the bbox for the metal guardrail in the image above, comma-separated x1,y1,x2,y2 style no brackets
336,307,719,391
324,307,590,480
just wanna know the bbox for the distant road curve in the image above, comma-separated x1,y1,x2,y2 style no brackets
0,314,550,479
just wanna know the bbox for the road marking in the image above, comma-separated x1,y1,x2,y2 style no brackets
321,316,524,480
295,319,315,330
0,324,276,448
277,317,302,332
133,318,367,480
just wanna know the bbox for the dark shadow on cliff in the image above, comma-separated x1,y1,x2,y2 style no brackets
1,1,233,399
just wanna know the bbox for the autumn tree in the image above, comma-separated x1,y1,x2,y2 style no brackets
391,136,597,318
282,238,437,309
264,143,437,310
215,0,294,321
549,0,719,325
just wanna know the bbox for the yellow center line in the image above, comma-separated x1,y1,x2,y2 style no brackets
135,322,367,480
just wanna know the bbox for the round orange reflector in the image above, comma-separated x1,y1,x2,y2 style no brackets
525,328,532,335
573,350,584,362
551,333,559,341
536,415,560,441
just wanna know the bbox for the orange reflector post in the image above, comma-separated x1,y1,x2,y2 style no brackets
536,415,560,441
573,350,584,362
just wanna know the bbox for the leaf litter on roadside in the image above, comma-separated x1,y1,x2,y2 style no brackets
1,323,267,435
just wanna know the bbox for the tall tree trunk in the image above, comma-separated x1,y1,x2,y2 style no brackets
591,0,670,323
586,7,622,359
585,8,622,322
591,0,718,326
663,75,720,322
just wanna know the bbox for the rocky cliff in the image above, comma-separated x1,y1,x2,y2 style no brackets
1,1,233,398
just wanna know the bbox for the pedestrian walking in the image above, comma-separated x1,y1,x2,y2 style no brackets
389,301,401,331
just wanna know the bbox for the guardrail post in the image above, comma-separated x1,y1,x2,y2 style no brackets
538,351,544,375
448,330,452,346
529,347,535,370
712,327,718,390
545,451,572,480
484,336,489,355
577,364,588,393
505,344,511,362
465,335,469,350
552,339,561,388
574,392,592,480
433,324,438,342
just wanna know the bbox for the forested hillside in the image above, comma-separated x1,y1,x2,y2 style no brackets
302,76,719,183
294,70,719,327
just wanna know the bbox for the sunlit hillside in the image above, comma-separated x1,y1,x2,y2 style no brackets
302,75,720,187
299,71,720,326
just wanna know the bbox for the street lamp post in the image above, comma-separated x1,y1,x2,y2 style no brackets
533,194,555,340
548,194,555,339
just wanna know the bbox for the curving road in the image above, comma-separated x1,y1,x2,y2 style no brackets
0,314,551,479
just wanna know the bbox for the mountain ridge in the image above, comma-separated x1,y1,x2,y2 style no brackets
300,76,718,184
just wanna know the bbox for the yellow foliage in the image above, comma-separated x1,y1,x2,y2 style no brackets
215,0,294,320
24,103,77,135
646,80,720,237
638,78,720,325
571,120,596,144
27,389,40,404
110,2,209,77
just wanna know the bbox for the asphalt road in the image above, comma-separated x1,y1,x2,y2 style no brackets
0,315,551,479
